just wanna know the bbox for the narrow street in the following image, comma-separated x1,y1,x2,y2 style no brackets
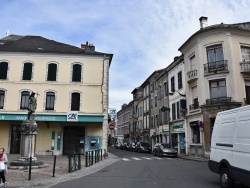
50,147,249,188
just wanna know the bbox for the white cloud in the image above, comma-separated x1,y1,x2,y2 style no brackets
1,0,250,111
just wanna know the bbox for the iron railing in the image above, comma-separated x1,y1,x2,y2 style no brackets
189,102,199,111
68,153,81,173
187,70,198,81
206,97,231,105
240,61,250,72
204,60,228,73
85,149,103,167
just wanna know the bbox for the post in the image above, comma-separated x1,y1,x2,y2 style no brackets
78,153,81,170
52,156,56,177
28,157,32,180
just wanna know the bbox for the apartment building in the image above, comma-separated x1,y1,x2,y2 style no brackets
179,17,250,157
0,34,112,155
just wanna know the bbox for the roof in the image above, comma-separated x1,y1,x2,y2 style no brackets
179,22,250,52
0,34,113,58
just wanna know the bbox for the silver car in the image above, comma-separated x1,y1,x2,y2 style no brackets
153,143,177,157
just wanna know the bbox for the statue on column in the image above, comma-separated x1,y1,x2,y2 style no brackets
27,92,37,120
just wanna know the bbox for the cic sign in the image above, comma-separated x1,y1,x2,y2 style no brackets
67,111,78,122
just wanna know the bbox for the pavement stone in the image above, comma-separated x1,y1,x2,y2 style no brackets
5,153,119,188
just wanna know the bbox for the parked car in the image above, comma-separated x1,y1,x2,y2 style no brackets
209,105,250,188
135,142,151,153
121,142,129,150
128,142,136,151
152,143,177,157
115,141,122,149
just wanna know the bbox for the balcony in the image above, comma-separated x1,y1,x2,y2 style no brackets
189,102,199,111
206,97,231,105
187,70,198,82
204,60,228,74
240,61,250,73
244,98,250,105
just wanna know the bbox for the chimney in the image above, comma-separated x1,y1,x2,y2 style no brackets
199,16,208,29
81,41,95,52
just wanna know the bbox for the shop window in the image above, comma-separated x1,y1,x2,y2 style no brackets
190,121,200,144
71,92,80,111
22,62,33,80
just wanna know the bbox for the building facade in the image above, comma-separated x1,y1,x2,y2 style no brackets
0,35,112,155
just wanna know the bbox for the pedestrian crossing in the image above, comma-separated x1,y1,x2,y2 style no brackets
121,156,177,162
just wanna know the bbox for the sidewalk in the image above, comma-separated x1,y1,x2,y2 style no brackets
178,154,209,162
5,153,119,188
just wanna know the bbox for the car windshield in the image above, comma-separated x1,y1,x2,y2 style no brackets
161,144,171,148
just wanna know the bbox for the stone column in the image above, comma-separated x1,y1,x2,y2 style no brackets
19,115,39,161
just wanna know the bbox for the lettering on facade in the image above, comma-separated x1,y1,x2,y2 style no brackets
0,116,5,120
67,111,78,121
171,124,185,133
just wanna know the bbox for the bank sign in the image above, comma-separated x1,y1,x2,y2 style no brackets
67,111,78,121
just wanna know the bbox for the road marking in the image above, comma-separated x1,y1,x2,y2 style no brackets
122,158,130,161
152,157,163,160
132,157,142,160
141,157,152,160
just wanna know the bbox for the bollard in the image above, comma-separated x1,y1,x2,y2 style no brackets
52,155,56,177
101,149,102,161
85,152,88,167
28,157,32,180
78,153,81,170
91,151,94,165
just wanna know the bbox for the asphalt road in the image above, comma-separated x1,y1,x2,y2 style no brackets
51,147,248,188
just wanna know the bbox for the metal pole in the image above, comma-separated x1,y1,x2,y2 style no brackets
28,157,32,180
52,156,56,177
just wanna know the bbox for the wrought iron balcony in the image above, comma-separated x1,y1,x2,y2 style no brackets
204,60,228,74
244,98,250,105
206,97,232,105
189,102,199,111
187,70,198,81
240,61,250,73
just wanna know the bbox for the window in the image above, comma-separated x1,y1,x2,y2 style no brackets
71,92,80,111
72,64,82,82
172,103,176,120
154,96,157,107
20,91,30,109
47,63,57,81
171,76,175,92
22,62,33,80
191,86,199,110
45,92,55,110
210,80,226,98
164,82,168,96
207,45,224,63
241,46,250,61
0,62,8,80
190,55,196,70
0,90,5,109
176,101,180,119
178,71,182,89
155,115,158,127
193,127,200,143
158,85,161,100
159,109,162,125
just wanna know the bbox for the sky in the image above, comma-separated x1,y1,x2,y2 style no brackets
1,0,250,112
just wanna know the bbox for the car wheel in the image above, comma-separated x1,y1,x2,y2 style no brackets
220,168,235,188
153,151,156,156
159,151,163,157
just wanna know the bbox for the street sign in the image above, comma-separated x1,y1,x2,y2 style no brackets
109,123,115,130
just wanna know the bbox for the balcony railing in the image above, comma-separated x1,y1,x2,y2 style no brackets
189,102,199,111
204,60,228,74
187,70,198,81
206,97,232,105
240,61,250,72
244,98,250,105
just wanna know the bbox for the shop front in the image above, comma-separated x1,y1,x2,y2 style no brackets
170,122,186,154
0,112,104,155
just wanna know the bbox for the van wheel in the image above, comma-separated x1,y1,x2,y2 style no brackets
220,168,235,188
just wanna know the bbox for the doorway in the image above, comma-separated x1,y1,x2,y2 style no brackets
10,124,21,154
63,126,85,155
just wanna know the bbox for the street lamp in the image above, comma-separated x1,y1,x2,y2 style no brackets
169,90,186,97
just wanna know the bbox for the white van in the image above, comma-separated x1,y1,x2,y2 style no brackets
208,105,250,188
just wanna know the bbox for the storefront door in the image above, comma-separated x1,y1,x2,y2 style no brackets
10,124,21,154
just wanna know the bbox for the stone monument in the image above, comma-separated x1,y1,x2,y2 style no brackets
10,92,45,168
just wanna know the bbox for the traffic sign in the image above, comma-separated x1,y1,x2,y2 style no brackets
109,123,115,130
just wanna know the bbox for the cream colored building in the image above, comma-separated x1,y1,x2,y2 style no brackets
179,17,250,157
0,35,112,155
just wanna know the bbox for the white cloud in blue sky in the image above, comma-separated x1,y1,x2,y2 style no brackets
1,0,249,111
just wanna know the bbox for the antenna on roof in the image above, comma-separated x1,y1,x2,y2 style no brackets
6,30,9,36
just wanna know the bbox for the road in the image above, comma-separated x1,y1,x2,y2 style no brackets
51,147,248,188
